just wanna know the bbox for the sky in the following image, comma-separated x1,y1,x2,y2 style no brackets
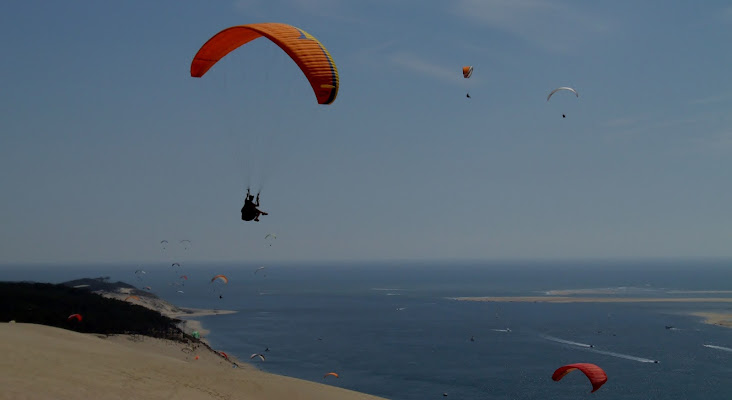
1,0,732,265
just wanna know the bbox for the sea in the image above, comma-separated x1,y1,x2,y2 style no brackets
2,259,731,399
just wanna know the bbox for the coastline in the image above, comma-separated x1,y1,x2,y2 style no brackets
166,308,238,339
452,296,732,303
688,312,732,329
100,289,236,340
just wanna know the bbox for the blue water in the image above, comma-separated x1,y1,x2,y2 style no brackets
2,260,731,399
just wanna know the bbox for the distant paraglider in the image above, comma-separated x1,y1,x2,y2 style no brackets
210,275,229,299
67,314,82,322
462,66,473,98
323,372,339,379
552,363,607,393
547,87,579,118
250,353,266,361
124,295,141,302
134,269,146,282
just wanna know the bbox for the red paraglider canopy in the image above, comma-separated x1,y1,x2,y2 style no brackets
552,363,607,393
67,314,82,322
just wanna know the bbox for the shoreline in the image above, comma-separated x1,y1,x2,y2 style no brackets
688,312,732,328
452,296,732,303
100,289,237,340
166,308,238,339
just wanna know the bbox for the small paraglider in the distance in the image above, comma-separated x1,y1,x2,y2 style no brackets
462,66,473,99
547,87,578,119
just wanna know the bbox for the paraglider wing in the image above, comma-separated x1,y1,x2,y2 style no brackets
462,66,473,79
124,295,141,302
547,87,579,101
323,372,339,379
67,314,82,322
255,266,266,275
191,23,339,105
250,353,266,361
211,274,229,284
552,363,607,393
219,351,229,360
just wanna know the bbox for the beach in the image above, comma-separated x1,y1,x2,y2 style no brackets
0,322,387,400
453,296,732,303
100,287,237,338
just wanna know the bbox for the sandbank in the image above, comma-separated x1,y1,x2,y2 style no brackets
0,323,387,400
452,296,732,303
688,312,732,328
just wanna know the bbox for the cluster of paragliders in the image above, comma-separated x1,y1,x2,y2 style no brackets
189,22,580,226
185,21,601,394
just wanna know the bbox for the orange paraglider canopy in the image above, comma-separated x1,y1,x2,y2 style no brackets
323,372,339,379
462,66,473,79
552,363,608,393
124,295,141,302
191,23,339,105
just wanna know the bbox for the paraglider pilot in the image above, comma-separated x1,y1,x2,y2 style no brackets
241,188,268,222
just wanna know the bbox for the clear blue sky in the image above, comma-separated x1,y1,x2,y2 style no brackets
1,0,731,264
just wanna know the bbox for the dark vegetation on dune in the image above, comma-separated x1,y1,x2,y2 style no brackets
1,279,193,342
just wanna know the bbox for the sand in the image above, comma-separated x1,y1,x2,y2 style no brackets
0,323,387,400
100,289,236,339
452,296,732,303
688,312,732,328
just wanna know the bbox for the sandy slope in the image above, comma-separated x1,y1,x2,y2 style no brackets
0,323,387,400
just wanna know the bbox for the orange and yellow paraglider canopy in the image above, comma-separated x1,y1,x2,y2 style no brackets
191,23,339,105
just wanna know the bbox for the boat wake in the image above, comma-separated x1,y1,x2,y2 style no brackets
541,335,658,363
588,348,658,363
703,344,732,353
541,335,592,348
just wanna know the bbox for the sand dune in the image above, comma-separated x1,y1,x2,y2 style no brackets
0,323,387,400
